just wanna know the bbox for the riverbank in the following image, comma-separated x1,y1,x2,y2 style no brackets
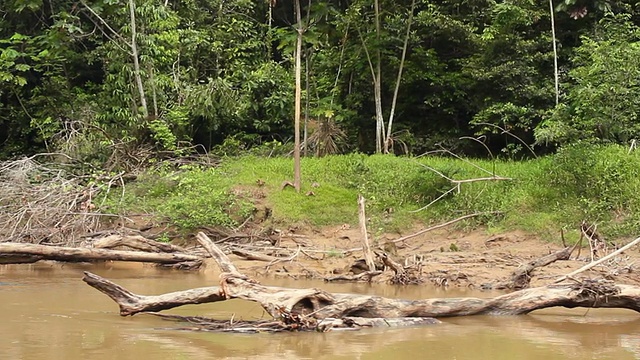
109,143,640,243
1,144,639,287
188,223,640,288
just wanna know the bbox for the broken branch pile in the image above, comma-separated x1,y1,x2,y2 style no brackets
0,156,123,245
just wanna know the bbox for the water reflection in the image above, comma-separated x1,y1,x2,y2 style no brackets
0,263,638,360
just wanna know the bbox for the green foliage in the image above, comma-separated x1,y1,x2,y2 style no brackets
543,143,640,217
110,145,640,241
537,14,640,146
109,166,253,230
148,119,178,151
468,0,556,156
2,0,640,160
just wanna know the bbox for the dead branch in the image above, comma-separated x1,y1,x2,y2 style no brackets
0,157,123,246
555,236,640,283
231,249,279,262
357,194,376,272
391,212,499,245
494,245,575,290
324,271,383,282
83,272,224,316
342,212,496,255
376,251,424,285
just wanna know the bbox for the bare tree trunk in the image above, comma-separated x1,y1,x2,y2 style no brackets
373,0,383,153
303,1,312,157
293,0,303,192
384,0,415,153
357,195,376,272
550,0,559,106
129,0,149,119
148,64,158,118
304,49,310,157
267,1,273,60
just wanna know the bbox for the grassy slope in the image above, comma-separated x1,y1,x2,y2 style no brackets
111,143,640,244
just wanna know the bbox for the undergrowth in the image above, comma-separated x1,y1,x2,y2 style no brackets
106,143,640,242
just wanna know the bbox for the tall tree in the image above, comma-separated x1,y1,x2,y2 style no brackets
293,0,304,192
550,0,559,106
383,0,415,153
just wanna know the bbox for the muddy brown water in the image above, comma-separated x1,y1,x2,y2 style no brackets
1,263,639,360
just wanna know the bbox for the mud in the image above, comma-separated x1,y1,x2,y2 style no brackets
189,223,640,288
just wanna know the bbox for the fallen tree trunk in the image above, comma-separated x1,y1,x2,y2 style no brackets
83,270,640,318
0,254,43,264
83,232,640,323
324,270,383,283
0,243,202,265
93,235,187,253
494,245,575,290
231,249,279,262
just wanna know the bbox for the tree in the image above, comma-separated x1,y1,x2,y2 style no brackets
383,0,416,153
536,15,640,145
349,0,415,153
468,0,557,156
550,0,559,106
293,0,303,192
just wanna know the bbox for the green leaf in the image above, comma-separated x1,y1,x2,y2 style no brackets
14,64,31,71
10,33,29,41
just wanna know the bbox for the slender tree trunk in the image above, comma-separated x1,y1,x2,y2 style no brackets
373,0,383,153
149,64,158,118
357,195,376,272
330,25,349,109
267,1,273,60
550,0,559,106
384,0,415,153
303,1,313,158
304,51,310,157
293,0,303,192
129,0,149,119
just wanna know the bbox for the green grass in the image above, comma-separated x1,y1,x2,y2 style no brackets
106,143,640,241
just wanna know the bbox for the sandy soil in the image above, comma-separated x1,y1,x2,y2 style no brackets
207,222,640,289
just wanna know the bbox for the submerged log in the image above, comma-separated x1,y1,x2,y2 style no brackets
151,313,440,333
83,232,640,324
324,270,383,283
0,242,202,265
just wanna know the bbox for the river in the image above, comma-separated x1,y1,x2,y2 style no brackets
1,262,639,359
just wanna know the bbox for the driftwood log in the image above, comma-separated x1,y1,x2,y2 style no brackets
93,235,188,253
83,232,640,333
0,242,202,266
493,245,575,290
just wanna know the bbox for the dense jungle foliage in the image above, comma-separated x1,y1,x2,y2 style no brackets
2,0,640,160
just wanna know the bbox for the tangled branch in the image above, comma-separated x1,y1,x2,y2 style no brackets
0,156,123,245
